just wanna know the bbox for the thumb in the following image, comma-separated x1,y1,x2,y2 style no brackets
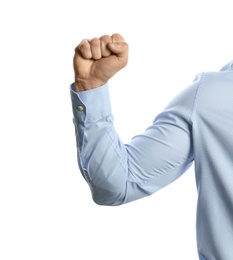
107,41,128,63
108,41,127,54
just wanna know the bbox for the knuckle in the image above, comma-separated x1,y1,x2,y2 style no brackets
79,40,90,52
112,33,124,42
79,42,92,58
90,37,100,46
100,35,111,43
79,43,89,52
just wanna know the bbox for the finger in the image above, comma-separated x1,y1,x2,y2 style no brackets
108,33,128,58
107,41,128,66
111,33,124,43
77,39,92,59
100,35,112,57
107,41,128,56
89,37,101,60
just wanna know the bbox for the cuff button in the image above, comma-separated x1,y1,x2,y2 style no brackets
77,105,84,111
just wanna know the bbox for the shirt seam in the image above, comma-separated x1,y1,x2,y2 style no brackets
189,72,206,125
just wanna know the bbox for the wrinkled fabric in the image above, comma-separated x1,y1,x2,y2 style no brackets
70,61,233,259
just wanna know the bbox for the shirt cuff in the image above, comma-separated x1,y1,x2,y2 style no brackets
70,83,113,124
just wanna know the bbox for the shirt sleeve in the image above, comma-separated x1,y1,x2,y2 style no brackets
70,76,202,206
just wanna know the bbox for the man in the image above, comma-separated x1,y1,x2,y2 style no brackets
70,33,233,260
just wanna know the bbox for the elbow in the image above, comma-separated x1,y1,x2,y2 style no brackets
90,185,125,206
92,197,123,206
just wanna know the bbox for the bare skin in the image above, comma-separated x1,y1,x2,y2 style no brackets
73,33,129,92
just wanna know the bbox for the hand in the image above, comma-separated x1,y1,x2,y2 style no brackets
73,33,128,92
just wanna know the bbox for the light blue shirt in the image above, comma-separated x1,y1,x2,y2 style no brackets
70,61,233,260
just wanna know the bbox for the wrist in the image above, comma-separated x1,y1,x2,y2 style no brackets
74,78,106,92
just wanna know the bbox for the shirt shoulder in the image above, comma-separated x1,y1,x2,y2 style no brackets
219,60,233,71
191,60,233,123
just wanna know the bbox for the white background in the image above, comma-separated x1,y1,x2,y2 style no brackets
0,0,232,259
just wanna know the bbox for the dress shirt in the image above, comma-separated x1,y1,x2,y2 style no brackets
70,61,233,260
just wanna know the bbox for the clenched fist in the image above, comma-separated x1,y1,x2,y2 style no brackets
73,33,128,92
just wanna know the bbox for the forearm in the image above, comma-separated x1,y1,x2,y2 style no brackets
71,84,131,205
